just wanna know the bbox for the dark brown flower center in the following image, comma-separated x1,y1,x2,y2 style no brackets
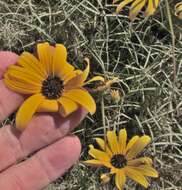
41,76,64,99
110,154,127,169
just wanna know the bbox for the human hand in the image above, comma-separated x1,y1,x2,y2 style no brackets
0,52,87,190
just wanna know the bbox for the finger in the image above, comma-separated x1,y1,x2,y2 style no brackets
0,135,81,190
0,107,87,171
0,51,23,122
0,51,19,79
0,80,24,122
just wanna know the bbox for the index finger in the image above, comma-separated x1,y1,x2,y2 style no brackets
0,107,87,172
0,135,81,190
0,51,19,79
0,51,24,122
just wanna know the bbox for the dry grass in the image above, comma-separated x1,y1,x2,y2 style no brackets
0,0,182,189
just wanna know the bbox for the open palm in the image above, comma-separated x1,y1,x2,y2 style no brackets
0,51,87,190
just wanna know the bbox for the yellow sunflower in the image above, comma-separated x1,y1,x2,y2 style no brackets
4,42,104,130
84,129,158,190
113,0,160,21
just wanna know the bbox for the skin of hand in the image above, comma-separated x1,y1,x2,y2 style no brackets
0,51,87,190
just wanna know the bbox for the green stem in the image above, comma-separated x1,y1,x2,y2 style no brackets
101,95,107,150
165,0,176,94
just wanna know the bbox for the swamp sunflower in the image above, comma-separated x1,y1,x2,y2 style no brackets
114,0,160,21
4,42,104,130
84,129,158,190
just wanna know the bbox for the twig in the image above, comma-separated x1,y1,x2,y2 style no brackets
165,0,176,92
165,0,178,115
101,95,107,150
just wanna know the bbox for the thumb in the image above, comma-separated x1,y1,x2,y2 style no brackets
0,51,19,79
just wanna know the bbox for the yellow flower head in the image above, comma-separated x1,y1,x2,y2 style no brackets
84,129,158,190
4,42,104,130
114,0,160,21
100,173,111,184
92,77,119,92
175,2,182,20
110,89,121,103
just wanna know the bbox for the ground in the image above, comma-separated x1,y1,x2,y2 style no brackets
0,0,182,189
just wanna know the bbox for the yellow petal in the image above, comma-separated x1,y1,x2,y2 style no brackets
126,136,151,160
16,94,44,130
53,44,75,80
125,136,139,153
65,58,90,89
88,145,111,162
37,99,59,112
84,159,112,168
4,75,40,94
7,65,43,85
82,159,103,167
58,97,78,117
125,167,149,188
74,70,82,75
130,165,158,177
119,129,127,154
62,89,96,114
129,0,146,21
37,42,52,75
77,57,90,83
154,0,160,8
116,0,134,13
62,69,78,84
115,170,126,190
144,0,156,16
84,76,105,85
95,138,112,156
110,167,121,174
175,2,182,19
107,131,119,154
127,157,153,166
17,52,46,78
